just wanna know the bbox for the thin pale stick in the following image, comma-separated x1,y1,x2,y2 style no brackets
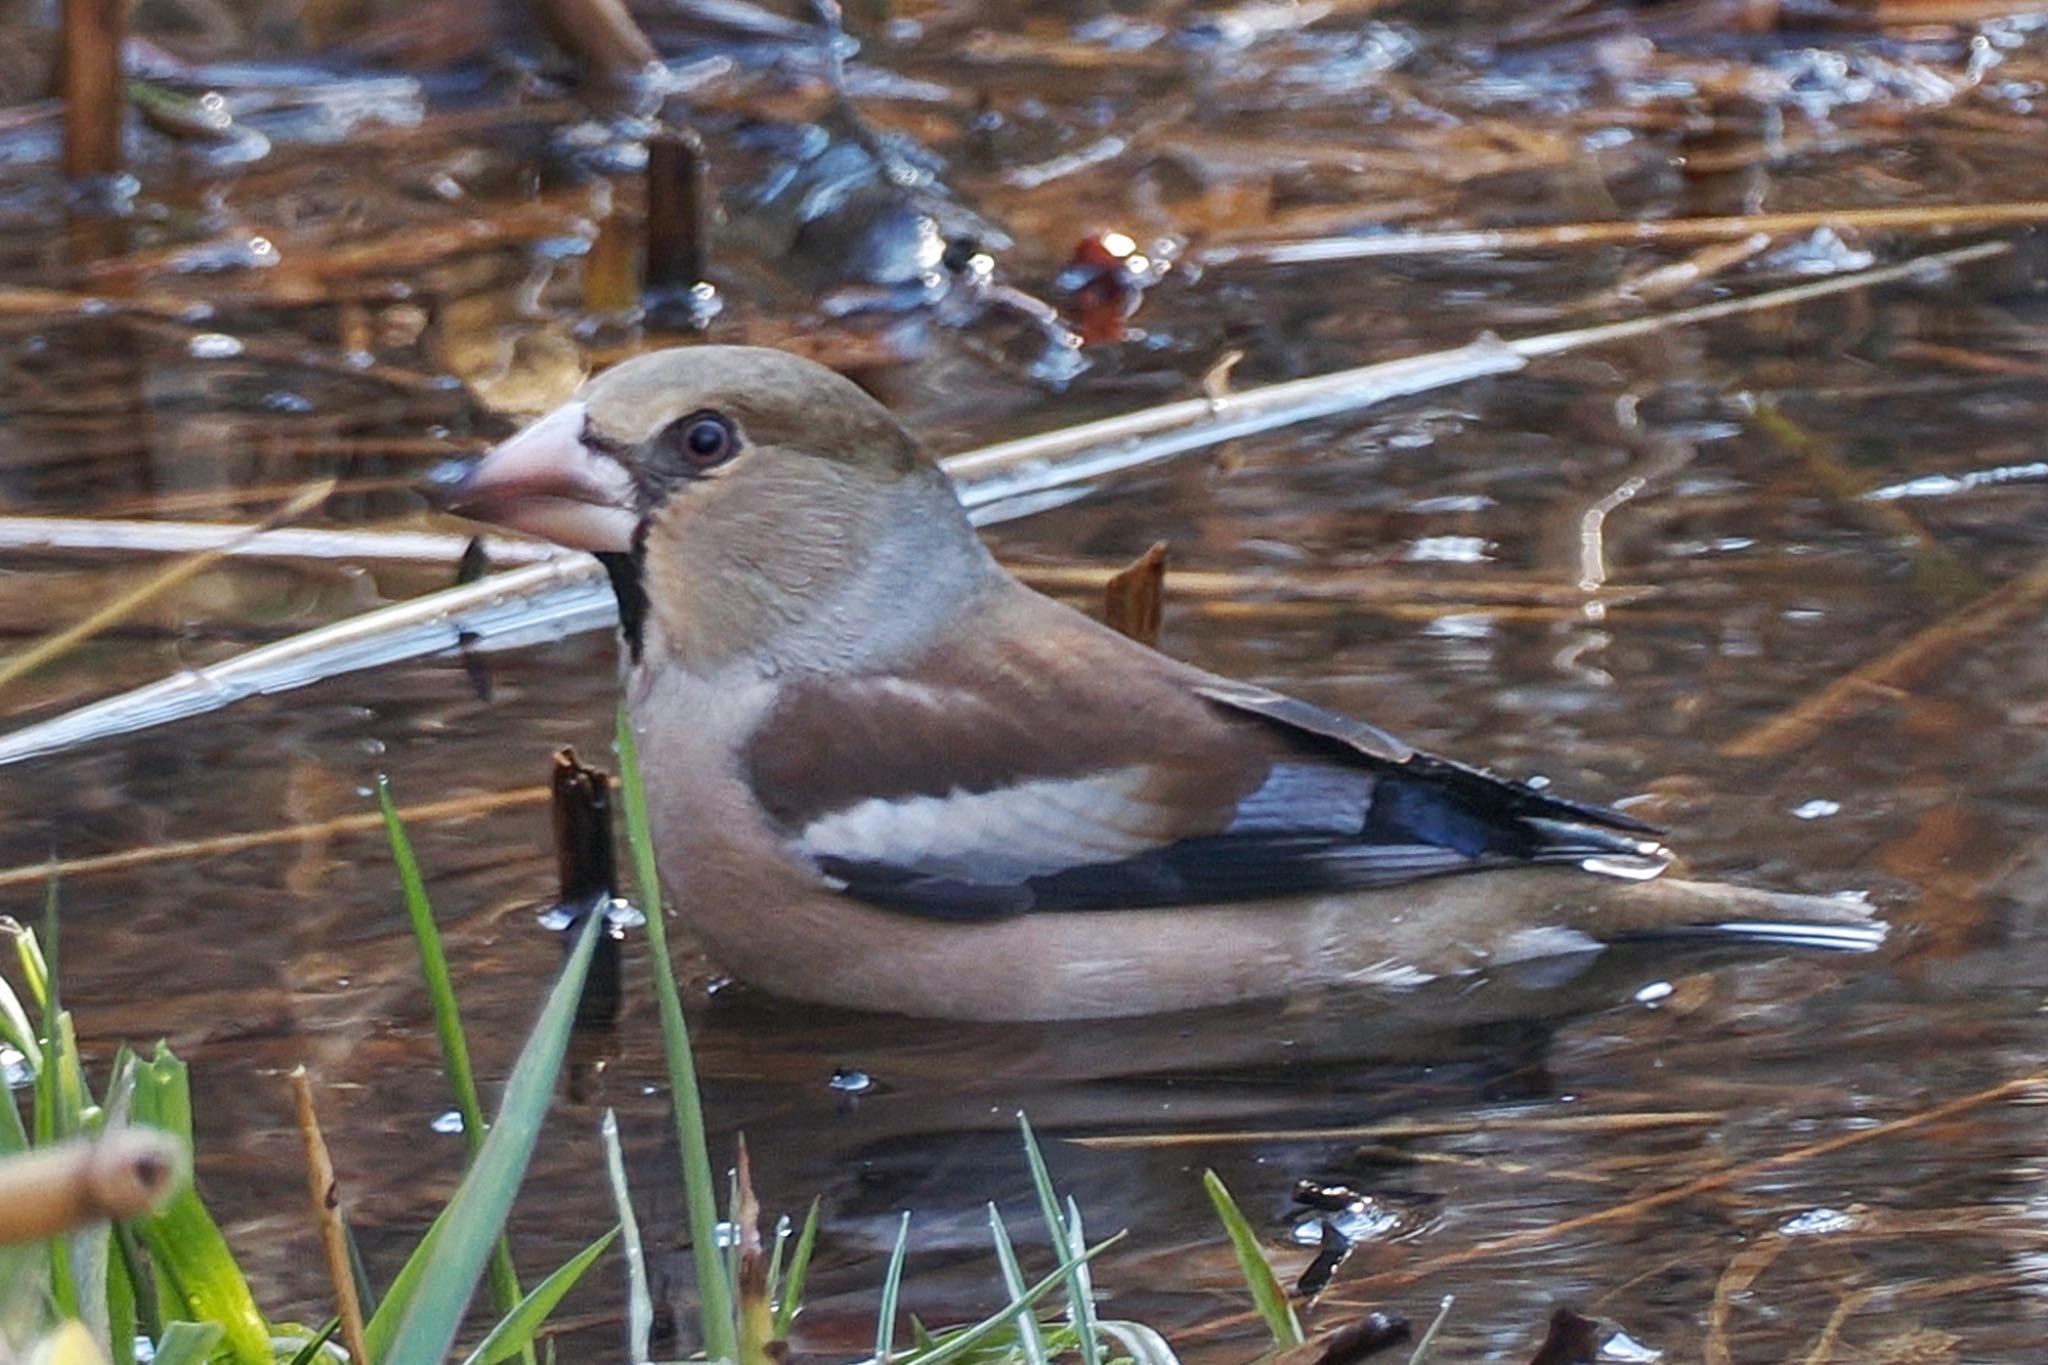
289,1067,369,1365
0,785,549,890
1201,202,2048,267
0,480,334,692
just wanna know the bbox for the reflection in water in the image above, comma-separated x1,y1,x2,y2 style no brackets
5,0,2048,1358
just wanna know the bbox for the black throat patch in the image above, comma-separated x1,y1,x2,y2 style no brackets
595,546,649,664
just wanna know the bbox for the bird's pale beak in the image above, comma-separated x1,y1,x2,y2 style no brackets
430,400,638,552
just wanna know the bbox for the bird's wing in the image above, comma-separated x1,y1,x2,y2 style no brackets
740,600,1667,921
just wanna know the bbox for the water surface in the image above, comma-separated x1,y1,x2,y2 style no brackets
5,1,2048,1359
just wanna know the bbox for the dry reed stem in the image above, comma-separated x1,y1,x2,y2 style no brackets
734,1137,775,1365
1796,1289,1875,1365
0,784,549,890
0,1130,183,1244
1598,233,1774,308
1327,1073,2047,1299
1719,551,2048,758
59,0,122,181
289,1067,368,1365
1102,542,1168,646
1351,1144,1618,1186
1071,1110,1725,1150
1749,402,1949,559
0,479,335,693
1199,202,2048,267
1706,1238,1791,1365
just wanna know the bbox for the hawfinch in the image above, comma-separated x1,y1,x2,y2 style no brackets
442,345,1879,1021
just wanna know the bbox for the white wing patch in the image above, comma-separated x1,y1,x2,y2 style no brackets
794,765,1169,883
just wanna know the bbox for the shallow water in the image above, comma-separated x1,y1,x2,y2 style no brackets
7,0,2048,1359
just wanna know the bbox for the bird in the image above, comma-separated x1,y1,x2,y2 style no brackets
439,344,1883,1021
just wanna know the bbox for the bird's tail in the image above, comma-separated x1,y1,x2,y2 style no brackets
1618,917,1888,953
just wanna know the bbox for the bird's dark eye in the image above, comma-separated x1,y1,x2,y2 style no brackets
671,410,738,468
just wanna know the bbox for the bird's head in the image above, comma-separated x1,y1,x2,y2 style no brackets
436,344,934,551
436,345,990,674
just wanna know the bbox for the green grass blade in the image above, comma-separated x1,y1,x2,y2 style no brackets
149,1320,226,1365
128,1044,270,1365
986,1204,1046,1365
724,1166,743,1327
362,1203,451,1361
114,1223,158,1345
460,1227,619,1365
1200,1171,1302,1349
0,1059,26,1155
875,1211,912,1364
0,961,42,1077
772,1199,821,1337
1096,1321,1181,1365
382,912,601,1365
40,872,58,1001
42,1010,85,1319
377,778,488,1155
1062,1198,1101,1359
900,1233,1126,1365
70,1210,112,1355
765,1215,790,1315
284,1318,343,1365
344,1221,377,1322
7,918,50,1011
616,706,738,1364
601,1109,653,1365
1016,1114,1097,1365
378,776,532,1359
104,1220,138,1365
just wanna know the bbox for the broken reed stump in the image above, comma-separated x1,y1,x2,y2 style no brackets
1103,541,1168,647
59,0,123,181
552,748,623,1028
0,1131,182,1243
531,0,658,87
644,124,716,328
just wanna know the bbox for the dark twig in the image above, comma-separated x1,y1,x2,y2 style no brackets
645,127,710,293
550,749,623,1028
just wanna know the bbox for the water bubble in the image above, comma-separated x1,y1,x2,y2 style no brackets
1791,799,1841,821
1,1044,33,1090
187,332,244,359
1780,1207,1854,1236
1634,980,1674,1005
1288,1198,1402,1245
1599,1329,1664,1362
431,1110,465,1135
1406,535,1493,564
829,1068,873,1094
